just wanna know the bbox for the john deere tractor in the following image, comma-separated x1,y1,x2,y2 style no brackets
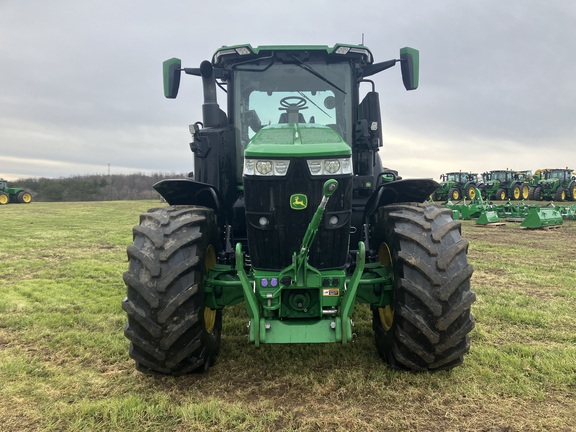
0,178,32,205
122,44,475,374
479,170,529,200
531,168,576,201
432,172,478,201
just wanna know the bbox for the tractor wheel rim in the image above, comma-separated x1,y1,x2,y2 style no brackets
514,189,520,199
203,245,217,334
377,244,394,331
469,189,476,199
23,193,31,203
378,305,394,331
377,243,392,266
204,308,217,334
0,195,7,204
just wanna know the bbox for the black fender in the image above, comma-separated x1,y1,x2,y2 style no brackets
153,179,229,224
363,178,440,221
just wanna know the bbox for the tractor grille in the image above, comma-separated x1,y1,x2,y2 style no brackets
244,159,352,270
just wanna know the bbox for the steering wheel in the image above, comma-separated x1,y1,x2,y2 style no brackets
279,96,308,110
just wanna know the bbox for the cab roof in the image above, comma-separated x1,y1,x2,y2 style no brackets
212,43,374,67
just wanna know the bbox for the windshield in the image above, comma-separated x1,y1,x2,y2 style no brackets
548,170,564,180
233,62,353,148
492,172,507,182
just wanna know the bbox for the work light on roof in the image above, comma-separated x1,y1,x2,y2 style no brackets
235,47,252,55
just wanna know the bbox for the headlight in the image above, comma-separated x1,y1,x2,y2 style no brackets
307,158,352,176
244,159,291,176
256,161,272,175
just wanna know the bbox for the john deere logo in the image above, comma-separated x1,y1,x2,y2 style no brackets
290,194,308,210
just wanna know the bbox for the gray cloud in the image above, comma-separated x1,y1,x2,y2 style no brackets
1,0,575,181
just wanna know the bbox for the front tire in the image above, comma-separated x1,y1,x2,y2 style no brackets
568,182,576,201
520,184,530,200
512,184,522,200
370,203,475,371
122,206,222,375
448,187,461,201
554,187,566,202
533,187,543,201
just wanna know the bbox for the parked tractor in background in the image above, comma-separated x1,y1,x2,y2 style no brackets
122,43,475,375
0,178,32,205
479,170,529,200
432,172,479,201
530,168,576,201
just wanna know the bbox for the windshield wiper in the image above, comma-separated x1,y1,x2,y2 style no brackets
290,55,347,94
297,91,331,118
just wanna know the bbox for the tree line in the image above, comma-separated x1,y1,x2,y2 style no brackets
15,172,188,202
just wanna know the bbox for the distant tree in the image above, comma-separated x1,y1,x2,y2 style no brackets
14,173,187,202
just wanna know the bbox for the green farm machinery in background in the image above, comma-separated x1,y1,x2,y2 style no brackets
122,43,475,375
530,168,576,201
0,178,32,205
432,171,479,201
479,170,529,200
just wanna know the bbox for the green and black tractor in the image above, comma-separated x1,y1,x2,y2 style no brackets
0,178,32,205
530,168,576,201
432,172,479,201
479,170,529,200
122,44,475,374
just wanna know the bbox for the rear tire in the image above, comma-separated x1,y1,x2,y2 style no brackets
122,205,222,375
17,190,32,203
370,203,475,371
466,185,477,200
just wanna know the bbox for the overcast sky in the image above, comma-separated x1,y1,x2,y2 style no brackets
1,0,575,182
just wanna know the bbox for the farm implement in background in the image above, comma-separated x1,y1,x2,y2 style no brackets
441,189,566,229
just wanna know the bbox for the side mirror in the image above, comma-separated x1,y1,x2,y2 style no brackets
400,47,419,91
163,58,182,99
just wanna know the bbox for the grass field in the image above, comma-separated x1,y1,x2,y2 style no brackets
1,201,575,431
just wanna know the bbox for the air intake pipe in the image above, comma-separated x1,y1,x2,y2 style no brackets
200,60,220,128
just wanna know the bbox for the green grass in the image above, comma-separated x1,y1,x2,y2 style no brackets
1,201,575,431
